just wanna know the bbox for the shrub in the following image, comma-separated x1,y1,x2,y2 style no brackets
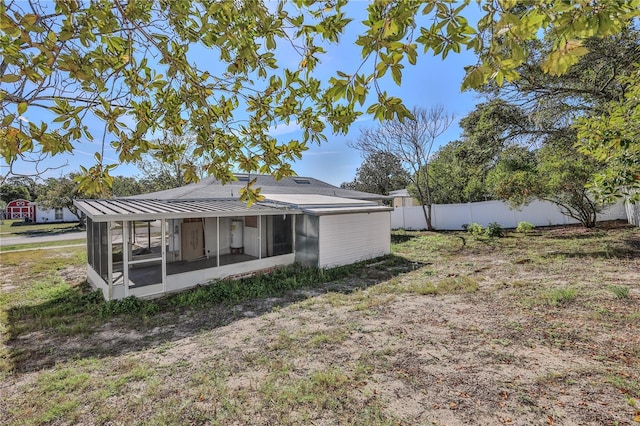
467,223,484,238
516,221,535,233
485,222,504,238
99,296,160,318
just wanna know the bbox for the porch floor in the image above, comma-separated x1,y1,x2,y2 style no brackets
114,253,257,288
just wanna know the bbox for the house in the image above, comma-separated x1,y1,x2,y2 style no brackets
5,199,76,223
74,174,392,301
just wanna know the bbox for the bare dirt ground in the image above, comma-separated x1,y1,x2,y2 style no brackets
1,221,639,425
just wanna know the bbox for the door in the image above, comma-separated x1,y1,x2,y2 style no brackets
181,220,204,261
271,215,292,256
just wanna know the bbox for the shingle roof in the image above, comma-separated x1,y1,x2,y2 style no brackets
128,174,387,201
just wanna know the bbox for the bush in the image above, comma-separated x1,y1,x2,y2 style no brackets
485,222,504,238
99,296,160,318
516,221,535,233
467,223,484,238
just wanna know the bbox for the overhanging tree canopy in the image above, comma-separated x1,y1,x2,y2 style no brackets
1,0,638,201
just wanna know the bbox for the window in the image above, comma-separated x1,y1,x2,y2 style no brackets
55,207,63,221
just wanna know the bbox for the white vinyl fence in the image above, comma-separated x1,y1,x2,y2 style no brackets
626,201,640,227
391,199,629,230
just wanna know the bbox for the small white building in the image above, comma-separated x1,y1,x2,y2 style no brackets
5,199,77,223
36,206,77,223
389,189,416,208
74,175,392,301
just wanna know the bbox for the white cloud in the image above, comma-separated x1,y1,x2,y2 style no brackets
268,121,302,136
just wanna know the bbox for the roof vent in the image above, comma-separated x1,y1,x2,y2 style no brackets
236,175,249,182
293,178,310,184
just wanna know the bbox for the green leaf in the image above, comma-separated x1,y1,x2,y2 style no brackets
1,74,21,83
2,114,15,127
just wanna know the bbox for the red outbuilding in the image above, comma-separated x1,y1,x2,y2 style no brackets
5,199,36,221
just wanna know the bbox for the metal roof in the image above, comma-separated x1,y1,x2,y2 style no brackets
128,174,390,201
389,189,411,197
74,198,298,222
302,205,394,216
260,193,376,208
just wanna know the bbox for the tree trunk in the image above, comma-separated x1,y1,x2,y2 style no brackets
420,203,433,230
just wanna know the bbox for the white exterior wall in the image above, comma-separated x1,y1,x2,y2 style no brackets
392,199,629,230
204,217,218,258
36,206,77,223
219,217,232,255
243,217,267,258
317,211,391,268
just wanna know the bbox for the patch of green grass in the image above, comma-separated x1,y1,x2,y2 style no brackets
608,285,630,299
0,219,80,235
258,366,391,424
544,287,578,307
166,260,381,309
307,329,348,347
408,275,479,295
607,374,640,398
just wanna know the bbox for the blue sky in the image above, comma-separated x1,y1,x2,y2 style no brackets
3,2,485,188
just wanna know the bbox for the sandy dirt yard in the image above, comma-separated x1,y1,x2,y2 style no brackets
1,221,639,425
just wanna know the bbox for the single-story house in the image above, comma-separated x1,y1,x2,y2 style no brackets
5,199,76,223
74,174,392,301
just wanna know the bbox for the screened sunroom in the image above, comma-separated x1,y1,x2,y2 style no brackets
77,198,299,300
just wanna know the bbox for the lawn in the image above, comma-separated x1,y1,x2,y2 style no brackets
1,221,639,425
0,219,81,236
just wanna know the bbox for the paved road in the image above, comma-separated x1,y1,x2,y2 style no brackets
0,220,163,247
0,230,87,246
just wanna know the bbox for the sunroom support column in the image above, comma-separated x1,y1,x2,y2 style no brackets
123,220,130,298
258,215,262,259
292,215,296,254
107,221,113,301
161,219,167,294
216,217,220,267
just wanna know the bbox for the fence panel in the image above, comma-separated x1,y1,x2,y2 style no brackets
392,199,628,230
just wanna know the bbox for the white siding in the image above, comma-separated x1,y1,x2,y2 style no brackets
218,217,232,255
36,207,77,223
204,217,218,258
318,212,390,268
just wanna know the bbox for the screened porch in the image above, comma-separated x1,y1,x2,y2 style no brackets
76,198,299,300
